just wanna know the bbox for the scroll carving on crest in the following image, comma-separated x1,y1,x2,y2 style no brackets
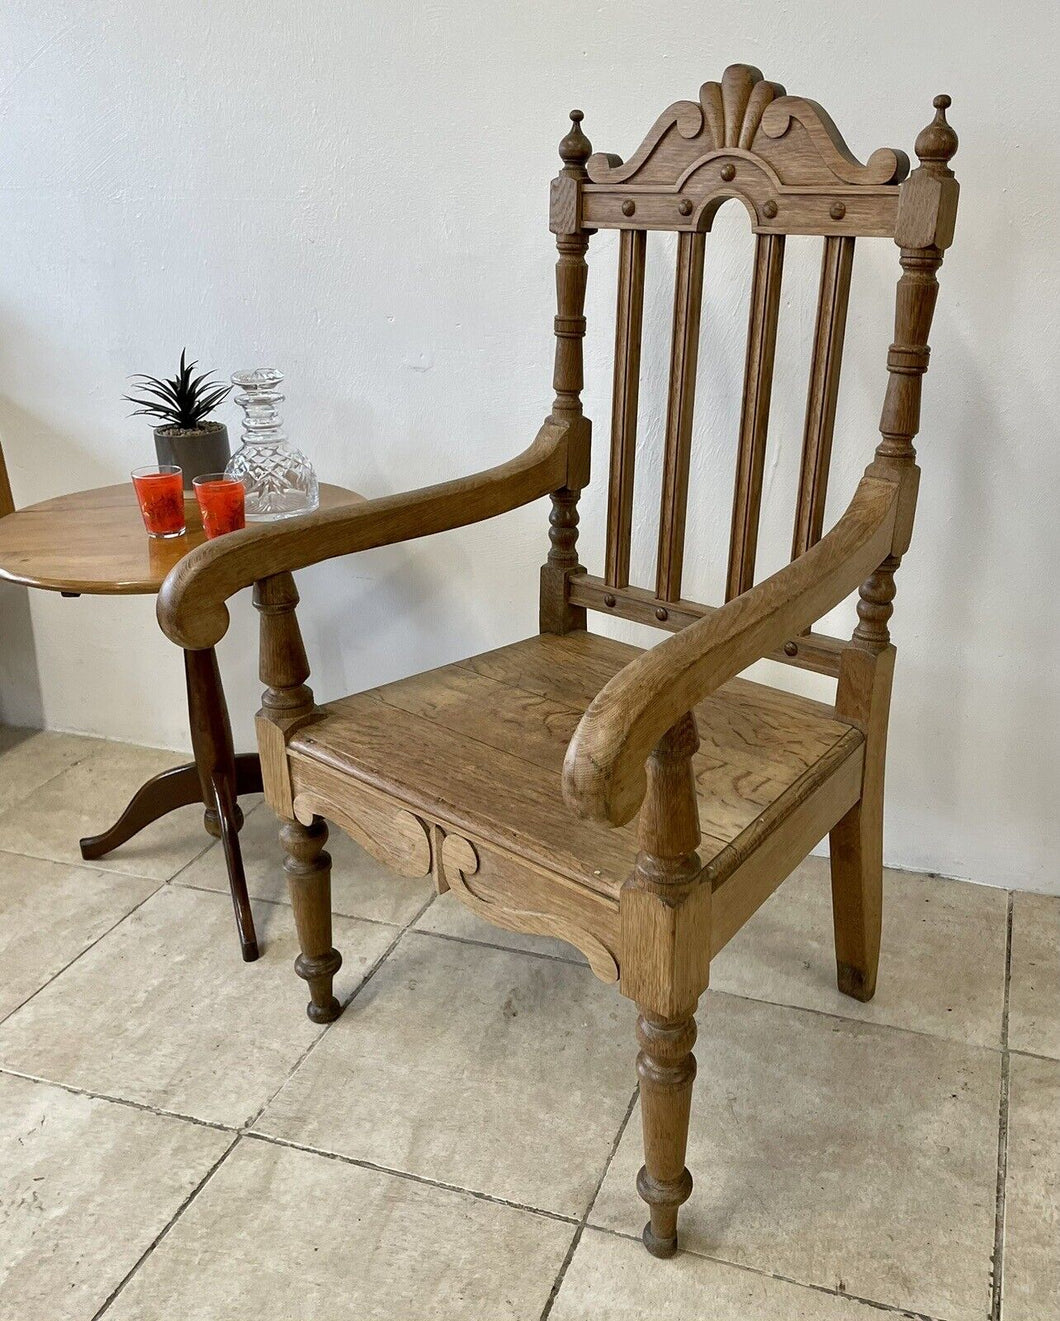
586,64,908,191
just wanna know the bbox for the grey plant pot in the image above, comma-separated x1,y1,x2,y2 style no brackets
153,422,231,492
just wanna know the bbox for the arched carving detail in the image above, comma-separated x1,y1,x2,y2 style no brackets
587,64,907,192
438,832,621,985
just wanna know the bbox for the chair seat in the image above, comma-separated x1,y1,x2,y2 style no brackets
287,631,864,901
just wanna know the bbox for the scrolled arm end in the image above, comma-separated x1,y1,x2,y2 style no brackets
562,696,649,828
157,553,234,650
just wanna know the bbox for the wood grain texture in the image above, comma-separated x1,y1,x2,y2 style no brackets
582,64,907,240
792,235,855,560
605,228,647,588
159,422,575,649
286,632,861,898
655,231,706,601
435,831,621,983
280,815,342,1023
147,77,962,1263
709,734,863,954
568,575,846,676
829,643,895,1000
0,483,356,596
292,764,432,879
565,475,898,826
726,232,785,600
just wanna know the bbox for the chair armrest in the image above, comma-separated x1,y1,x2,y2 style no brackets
562,474,900,827
158,418,578,649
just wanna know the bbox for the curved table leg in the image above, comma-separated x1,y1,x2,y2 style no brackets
185,648,259,962
76,648,260,962
79,763,203,858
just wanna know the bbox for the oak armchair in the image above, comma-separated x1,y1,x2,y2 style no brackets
158,67,959,1258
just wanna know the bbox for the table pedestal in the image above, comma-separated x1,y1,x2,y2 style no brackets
78,646,263,960
0,481,360,963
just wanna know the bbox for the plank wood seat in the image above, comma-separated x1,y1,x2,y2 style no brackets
157,66,959,1259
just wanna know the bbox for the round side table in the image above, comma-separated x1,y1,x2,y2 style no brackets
0,481,361,961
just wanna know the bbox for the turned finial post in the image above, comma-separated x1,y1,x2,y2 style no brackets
854,94,958,653
541,108,594,634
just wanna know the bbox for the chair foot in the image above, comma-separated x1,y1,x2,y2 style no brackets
635,1006,697,1259
296,950,343,1023
830,798,882,1003
836,960,875,1002
641,1220,678,1259
281,816,342,1022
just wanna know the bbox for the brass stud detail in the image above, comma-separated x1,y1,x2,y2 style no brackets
621,199,636,217
655,607,669,622
720,163,736,182
678,198,693,217
762,199,778,219
783,640,799,657
830,201,847,220
604,593,617,607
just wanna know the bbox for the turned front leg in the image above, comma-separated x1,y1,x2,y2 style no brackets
280,816,342,1023
620,711,709,1258
636,1005,698,1257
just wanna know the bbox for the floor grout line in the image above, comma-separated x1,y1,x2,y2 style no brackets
240,889,437,1133
0,799,1039,1321
241,1130,581,1227
0,1065,237,1134
405,923,588,968
989,890,1014,1321
0,880,166,1030
590,1224,945,1320
539,1083,641,1321
90,1132,243,1320
166,875,414,932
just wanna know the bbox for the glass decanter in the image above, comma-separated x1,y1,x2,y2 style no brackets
224,368,319,520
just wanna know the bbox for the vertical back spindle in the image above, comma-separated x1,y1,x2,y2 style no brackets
725,233,785,600
791,235,855,560
655,231,706,602
605,228,647,588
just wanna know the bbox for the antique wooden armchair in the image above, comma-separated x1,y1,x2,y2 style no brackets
158,66,959,1257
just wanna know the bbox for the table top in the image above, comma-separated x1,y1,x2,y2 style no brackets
0,483,363,595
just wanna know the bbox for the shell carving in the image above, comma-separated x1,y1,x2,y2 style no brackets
701,64,786,150
587,63,908,189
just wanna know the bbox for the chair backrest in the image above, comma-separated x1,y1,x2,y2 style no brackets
540,65,959,674
0,434,13,518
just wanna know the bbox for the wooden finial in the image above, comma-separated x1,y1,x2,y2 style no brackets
559,109,592,172
915,94,958,173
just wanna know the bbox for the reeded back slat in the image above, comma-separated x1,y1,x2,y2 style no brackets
791,236,856,559
655,231,706,602
725,233,785,600
605,229,647,587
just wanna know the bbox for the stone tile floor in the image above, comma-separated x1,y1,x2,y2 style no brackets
0,726,1056,1321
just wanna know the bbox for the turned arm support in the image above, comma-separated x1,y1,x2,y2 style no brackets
563,474,900,827
157,417,582,650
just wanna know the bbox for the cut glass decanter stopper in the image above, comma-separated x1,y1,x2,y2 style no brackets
224,368,319,520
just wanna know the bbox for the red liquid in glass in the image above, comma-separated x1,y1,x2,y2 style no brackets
132,471,186,537
195,479,246,539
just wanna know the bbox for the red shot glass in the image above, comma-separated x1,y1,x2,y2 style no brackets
131,465,186,538
193,473,246,539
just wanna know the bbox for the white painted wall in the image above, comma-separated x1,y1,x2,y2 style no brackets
1,1,1057,893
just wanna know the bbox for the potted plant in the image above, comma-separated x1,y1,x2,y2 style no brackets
124,350,233,490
